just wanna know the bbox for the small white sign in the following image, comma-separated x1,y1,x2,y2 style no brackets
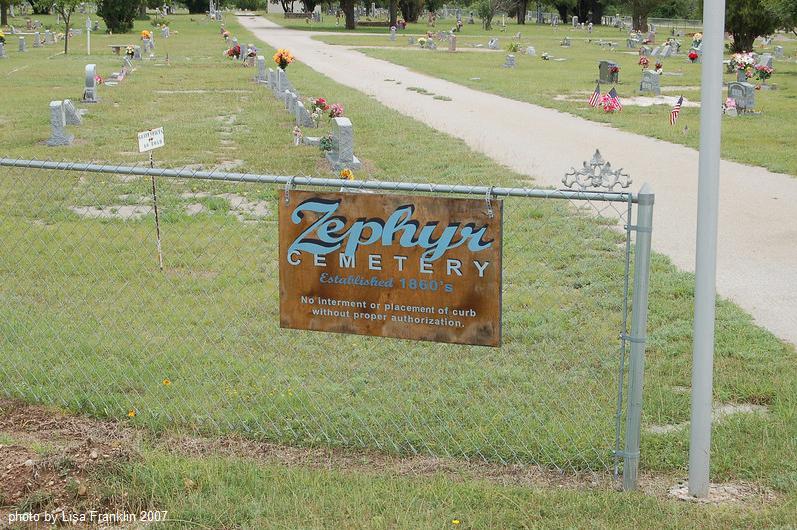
138,127,165,153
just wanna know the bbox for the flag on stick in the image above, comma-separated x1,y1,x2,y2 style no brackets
608,87,622,111
588,83,601,107
670,96,683,125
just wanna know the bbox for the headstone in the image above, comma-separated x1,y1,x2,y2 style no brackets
0,42,5,59
727,81,755,111
389,27,396,41
162,25,170,38
561,36,571,47
47,101,74,146
662,45,673,58
82,64,99,103
133,45,142,60
427,40,437,50
325,117,361,170
267,67,276,90
639,69,660,95
33,31,42,47
255,55,266,82
62,99,83,125
502,54,515,68
757,53,773,68
44,29,54,45
289,92,299,115
647,30,655,43
488,38,498,50
123,56,134,71
448,34,456,52
572,15,578,27
640,45,651,56
19,37,27,52
651,46,661,57
408,36,415,45
774,46,784,59
295,101,315,127
525,46,536,56
627,37,640,49
598,60,619,84
736,69,747,83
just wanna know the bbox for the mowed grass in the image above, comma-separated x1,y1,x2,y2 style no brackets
0,12,795,522
312,26,797,176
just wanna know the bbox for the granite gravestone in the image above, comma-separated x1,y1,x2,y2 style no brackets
19,37,27,52
389,27,396,41
255,55,266,83
598,60,619,83
47,101,74,146
639,70,660,95
727,81,755,111
0,42,5,58
774,46,784,59
325,117,361,171
295,101,315,127
62,99,83,125
44,29,54,45
757,53,773,68
488,38,499,50
448,34,456,51
33,31,42,47
503,54,516,68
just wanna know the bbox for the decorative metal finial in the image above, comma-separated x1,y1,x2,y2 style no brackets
562,150,632,191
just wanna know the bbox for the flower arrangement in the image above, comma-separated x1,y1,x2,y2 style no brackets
600,93,620,113
226,44,241,59
729,52,755,72
140,29,152,39
691,32,703,48
638,56,649,69
754,64,774,82
417,37,427,48
541,52,551,60
340,168,354,180
328,103,344,119
293,126,303,146
506,42,520,53
311,97,329,113
273,48,294,70
222,29,230,40
655,62,663,74
688,50,699,63
95,74,104,85
319,135,334,152
610,65,620,74
125,45,135,57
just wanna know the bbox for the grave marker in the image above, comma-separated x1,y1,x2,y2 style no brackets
502,54,516,68
0,42,5,58
774,46,783,59
757,53,773,68
82,64,99,103
133,45,142,60
488,38,499,50
325,117,361,171
33,31,42,47
727,81,755,111
598,60,619,84
639,70,660,95
19,37,26,52
561,36,571,47
389,27,396,41
448,34,456,52
44,29,54,45
525,46,536,56
46,101,74,146
295,101,315,127
255,55,266,83
62,99,83,125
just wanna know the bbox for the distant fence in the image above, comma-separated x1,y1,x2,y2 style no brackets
0,157,653,489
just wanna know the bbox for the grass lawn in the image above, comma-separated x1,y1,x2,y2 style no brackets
309,27,797,176
0,12,795,526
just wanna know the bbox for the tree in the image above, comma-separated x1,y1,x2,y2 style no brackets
399,0,424,22
389,0,397,24
767,0,797,34
280,0,295,11
1,1,7,27
38,0,82,54
551,0,576,23
477,0,512,29
301,0,319,12
97,0,139,32
726,0,780,51
627,0,665,31
27,0,51,14
516,0,528,23
341,0,355,28
182,0,209,13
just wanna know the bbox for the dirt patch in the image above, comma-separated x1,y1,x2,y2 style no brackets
69,205,152,220
667,481,777,505
0,400,137,528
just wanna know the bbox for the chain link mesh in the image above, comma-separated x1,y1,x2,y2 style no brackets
0,159,635,477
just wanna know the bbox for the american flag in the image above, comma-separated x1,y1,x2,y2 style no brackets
670,96,683,125
588,83,601,107
608,87,622,111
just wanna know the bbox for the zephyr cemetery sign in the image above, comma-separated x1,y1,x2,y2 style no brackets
279,190,503,347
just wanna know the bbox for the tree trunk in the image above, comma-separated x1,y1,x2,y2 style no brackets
730,31,756,53
389,0,397,26
63,17,69,55
555,4,567,23
1,1,8,27
517,0,528,24
341,0,355,29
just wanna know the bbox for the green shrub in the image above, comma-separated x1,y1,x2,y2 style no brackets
97,0,139,33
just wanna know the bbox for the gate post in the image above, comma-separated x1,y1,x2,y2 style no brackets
623,183,654,491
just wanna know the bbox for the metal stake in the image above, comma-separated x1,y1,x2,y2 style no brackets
623,183,654,491
149,151,164,271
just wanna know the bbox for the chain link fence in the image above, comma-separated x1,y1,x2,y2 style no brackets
0,158,652,486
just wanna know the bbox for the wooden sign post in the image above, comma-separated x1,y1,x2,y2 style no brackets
279,190,503,347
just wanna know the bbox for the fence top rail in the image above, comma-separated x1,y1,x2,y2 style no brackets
0,157,639,203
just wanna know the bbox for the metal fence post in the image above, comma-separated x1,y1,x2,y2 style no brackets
623,183,654,491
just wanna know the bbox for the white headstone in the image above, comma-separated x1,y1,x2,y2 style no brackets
389,27,396,41
62,99,83,125
82,64,99,103
325,117,361,170
33,31,42,47
448,34,456,52
0,42,5,58
488,38,498,50
255,55,266,82
19,37,27,52
525,46,536,56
